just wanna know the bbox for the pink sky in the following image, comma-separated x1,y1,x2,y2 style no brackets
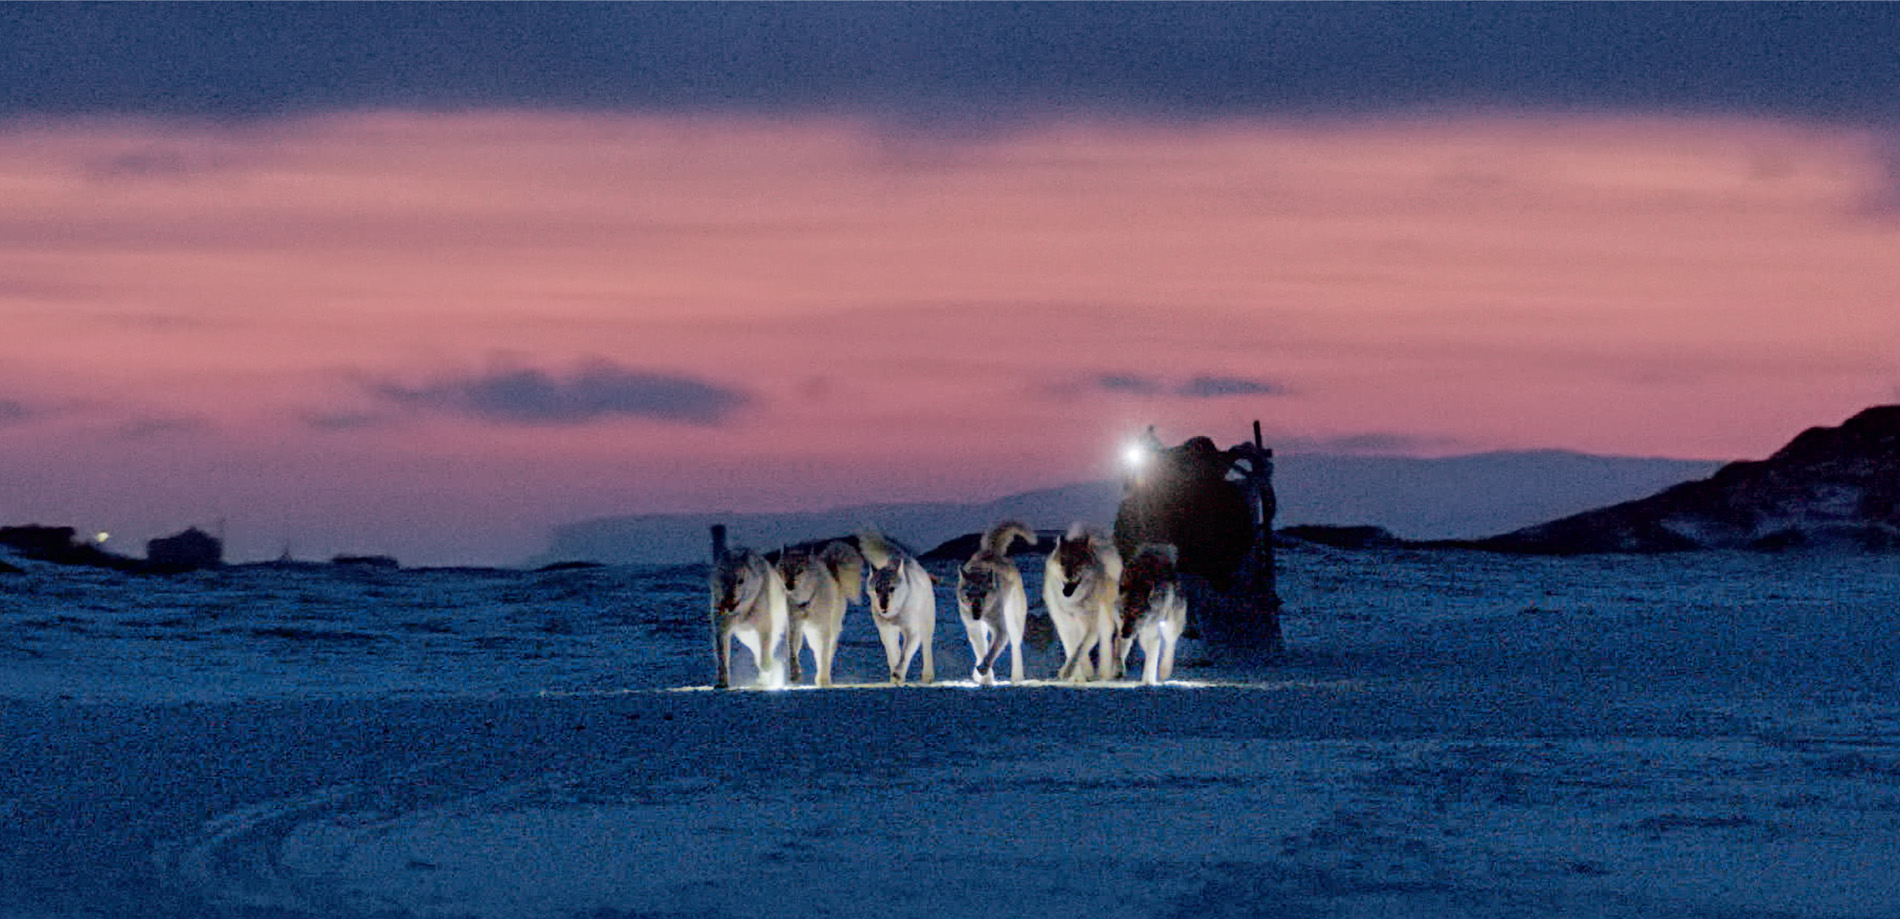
1,112,1896,564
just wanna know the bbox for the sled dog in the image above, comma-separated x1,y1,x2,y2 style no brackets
709,545,789,689
958,520,1034,685
1117,543,1188,685
859,528,937,684
776,540,864,687
1043,522,1124,682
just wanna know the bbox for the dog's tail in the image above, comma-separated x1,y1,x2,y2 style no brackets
821,540,865,604
857,527,897,570
980,519,1035,558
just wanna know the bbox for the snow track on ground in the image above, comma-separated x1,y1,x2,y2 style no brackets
7,547,1900,917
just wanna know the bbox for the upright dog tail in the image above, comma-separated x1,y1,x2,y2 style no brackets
980,520,1036,558
821,540,865,604
857,527,897,570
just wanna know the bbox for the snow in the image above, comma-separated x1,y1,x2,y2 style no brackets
4,546,1900,917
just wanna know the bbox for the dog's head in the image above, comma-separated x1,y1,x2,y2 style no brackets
776,547,819,603
868,561,906,617
1118,587,1153,639
710,551,766,621
1117,544,1179,638
957,561,999,619
1053,534,1102,599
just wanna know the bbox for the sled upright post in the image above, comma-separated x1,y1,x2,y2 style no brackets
1245,420,1284,652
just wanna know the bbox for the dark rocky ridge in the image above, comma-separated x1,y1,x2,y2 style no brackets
145,526,223,572
1474,405,1900,554
0,525,135,570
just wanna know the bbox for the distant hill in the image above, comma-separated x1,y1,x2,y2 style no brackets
1271,451,1720,540
536,450,1719,566
1477,406,1900,553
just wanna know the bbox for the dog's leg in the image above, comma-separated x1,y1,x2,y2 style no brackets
1006,607,1026,683
918,623,936,684
1091,604,1118,680
1139,626,1161,686
905,629,935,685
735,628,763,687
816,621,838,688
1157,624,1177,683
1053,626,1076,680
1083,604,1111,681
965,618,989,683
714,623,732,690
1051,605,1086,681
874,621,904,684
785,616,806,685
1057,639,1089,682
1158,601,1184,683
975,625,1008,685
747,627,785,690
1069,618,1097,681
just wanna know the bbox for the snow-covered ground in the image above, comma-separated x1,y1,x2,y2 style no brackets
4,545,1900,918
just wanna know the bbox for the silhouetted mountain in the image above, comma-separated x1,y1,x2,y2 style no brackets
538,485,1112,569
1477,406,1900,553
538,451,1717,566
919,529,1063,562
0,525,135,570
146,527,223,572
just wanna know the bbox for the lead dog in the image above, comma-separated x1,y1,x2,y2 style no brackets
859,528,937,685
777,540,864,687
1117,543,1188,685
709,544,789,689
958,520,1034,685
1043,522,1123,682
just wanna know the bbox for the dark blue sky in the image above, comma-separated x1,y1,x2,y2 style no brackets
5,3,1899,123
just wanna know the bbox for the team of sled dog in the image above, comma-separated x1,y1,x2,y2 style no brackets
710,520,1189,689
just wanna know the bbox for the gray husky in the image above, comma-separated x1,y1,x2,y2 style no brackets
958,520,1034,685
859,528,937,684
777,540,864,687
1117,543,1189,685
1043,522,1123,682
708,545,790,689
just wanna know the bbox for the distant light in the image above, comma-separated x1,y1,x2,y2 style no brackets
1122,442,1150,473
94,531,110,544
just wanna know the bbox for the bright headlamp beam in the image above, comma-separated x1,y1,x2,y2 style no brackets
1122,442,1150,473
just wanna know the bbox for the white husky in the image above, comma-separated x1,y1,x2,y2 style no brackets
777,541,864,688
859,528,936,685
709,545,789,690
1117,543,1189,686
958,520,1034,685
1043,522,1124,682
